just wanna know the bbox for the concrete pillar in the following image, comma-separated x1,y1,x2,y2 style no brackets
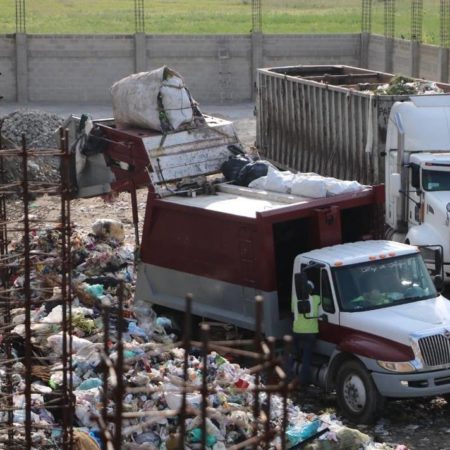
251,32,263,100
360,32,370,68
384,37,394,74
15,33,28,103
438,47,449,83
134,32,146,73
410,40,420,78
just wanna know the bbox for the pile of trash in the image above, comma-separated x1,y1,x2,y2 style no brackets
374,75,443,96
221,154,364,198
0,109,63,184
0,218,403,449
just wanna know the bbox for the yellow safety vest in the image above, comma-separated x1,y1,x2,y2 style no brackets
292,294,321,334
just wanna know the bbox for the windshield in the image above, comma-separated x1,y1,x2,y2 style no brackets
422,169,450,191
333,254,437,312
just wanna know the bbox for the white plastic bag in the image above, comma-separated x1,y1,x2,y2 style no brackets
291,175,327,198
264,168,295,193
248,176,267,190
325,178,363,196
111,66,195,131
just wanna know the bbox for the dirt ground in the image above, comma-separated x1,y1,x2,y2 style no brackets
5,106,450,450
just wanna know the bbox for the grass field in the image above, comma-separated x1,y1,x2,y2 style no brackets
0,0,443,44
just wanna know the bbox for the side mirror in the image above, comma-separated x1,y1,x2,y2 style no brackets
297,300,311,315
390,173,401,198
294,272,310,301
434,275,444,293
419,245,443,277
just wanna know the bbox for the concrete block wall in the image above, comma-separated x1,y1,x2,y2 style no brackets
0,32,361,104
28,35,135,102
262,34,361,67
145,35,252,104
4,32,450,104
420,44,440,81
392,39,413,75
367,34,450,82
0,35,16,101
367,35,386,72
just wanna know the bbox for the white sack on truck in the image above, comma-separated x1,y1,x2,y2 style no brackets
111,66,200,132
249,169,364,198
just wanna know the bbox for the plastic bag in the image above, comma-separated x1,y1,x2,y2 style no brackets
221,155,252,182
324,178,363,196
291,175,327,198
236,160,274,187
264,168,295,193
286,420,321,446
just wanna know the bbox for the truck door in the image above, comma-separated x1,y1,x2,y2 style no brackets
306,265,339,354
305,266,338,321
408,163,422,226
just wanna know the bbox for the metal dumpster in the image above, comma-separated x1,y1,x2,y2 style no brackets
256,65,450,184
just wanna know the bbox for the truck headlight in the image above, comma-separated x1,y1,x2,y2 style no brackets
377,360,416,373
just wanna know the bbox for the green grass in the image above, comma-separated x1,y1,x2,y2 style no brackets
0,0,443,44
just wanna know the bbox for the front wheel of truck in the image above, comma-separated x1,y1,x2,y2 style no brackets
336,360,384,424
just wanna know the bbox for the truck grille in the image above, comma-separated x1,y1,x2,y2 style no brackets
418,334,450,367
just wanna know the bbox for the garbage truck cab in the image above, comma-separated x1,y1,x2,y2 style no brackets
294,239,450,423
385,95,450,281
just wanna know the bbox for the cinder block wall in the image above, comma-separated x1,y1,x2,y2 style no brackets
262,34,360,66
4,32,450,104
0,33,361,104
368,34,450,82
28,35,135,102
145,35,252,104
0,35,16,101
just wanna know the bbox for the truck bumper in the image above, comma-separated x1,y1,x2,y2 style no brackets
372,368,450,398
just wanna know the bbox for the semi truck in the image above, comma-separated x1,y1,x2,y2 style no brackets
256,65,450,282
67,113,450,423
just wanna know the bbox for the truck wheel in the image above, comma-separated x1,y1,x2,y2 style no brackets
336,360,384,424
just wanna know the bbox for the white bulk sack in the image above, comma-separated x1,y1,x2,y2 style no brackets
111,66,195,131
324,178,363,196
291,174,327,198
248,175,267,190
264,168,295,193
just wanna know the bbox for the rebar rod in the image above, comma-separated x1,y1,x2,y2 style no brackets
361,0,372,34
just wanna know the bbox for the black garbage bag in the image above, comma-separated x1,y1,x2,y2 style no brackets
221,154,252,183
237,160,272,187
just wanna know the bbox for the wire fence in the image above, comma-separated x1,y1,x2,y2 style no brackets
0,2,448,46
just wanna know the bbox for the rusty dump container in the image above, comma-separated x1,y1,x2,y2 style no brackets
256,65,450,184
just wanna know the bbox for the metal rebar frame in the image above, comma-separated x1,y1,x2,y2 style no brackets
384,0,396,39
94,293,316,450
15,0,26,33
134,0,145,33
411,0,423,43
440,0,450,48
252,0,262,34
361,0,373,34
0,134,74,449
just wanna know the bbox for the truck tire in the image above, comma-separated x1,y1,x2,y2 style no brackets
336,360,384,424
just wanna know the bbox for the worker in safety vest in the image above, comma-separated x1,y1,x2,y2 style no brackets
291,281,321,386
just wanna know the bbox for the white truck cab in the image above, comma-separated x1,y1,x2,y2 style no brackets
385,95,450,280
294,240,450,423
